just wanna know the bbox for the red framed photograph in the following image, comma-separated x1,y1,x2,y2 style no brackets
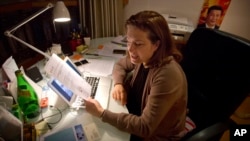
197,0,231,29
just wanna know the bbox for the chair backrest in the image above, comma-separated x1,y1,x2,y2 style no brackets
180,28,250,132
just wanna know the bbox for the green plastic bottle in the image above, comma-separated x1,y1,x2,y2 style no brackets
15,70,40,119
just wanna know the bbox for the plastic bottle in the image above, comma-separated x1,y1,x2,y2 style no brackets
15,70,40,119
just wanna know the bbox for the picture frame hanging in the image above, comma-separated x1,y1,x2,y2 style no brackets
197,0,231,29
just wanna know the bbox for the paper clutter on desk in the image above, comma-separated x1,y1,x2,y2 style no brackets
2,56,19,82
111,35,127,47
98,44,104,49
77,58,114,77
72,54,83,60
97,42,127,58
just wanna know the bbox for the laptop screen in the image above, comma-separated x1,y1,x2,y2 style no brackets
50,79,74,102
64,57,82,76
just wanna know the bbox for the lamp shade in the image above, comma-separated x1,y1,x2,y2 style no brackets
53,1,71,22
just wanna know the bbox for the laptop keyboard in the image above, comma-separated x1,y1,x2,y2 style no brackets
85,76,100,98
73,76,100,109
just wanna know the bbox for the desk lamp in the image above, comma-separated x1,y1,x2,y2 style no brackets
4,1,71,59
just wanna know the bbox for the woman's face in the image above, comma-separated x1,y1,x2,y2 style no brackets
126,25,159,66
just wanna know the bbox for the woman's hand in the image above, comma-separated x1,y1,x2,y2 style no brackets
84,97,104,117
112,84,127,105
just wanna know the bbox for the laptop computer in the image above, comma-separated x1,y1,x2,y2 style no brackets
47,56,112,109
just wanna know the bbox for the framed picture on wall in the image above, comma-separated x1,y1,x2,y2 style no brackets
197,0,231,29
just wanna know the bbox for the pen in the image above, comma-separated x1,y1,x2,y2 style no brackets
111,41,127,47
85,53,99,56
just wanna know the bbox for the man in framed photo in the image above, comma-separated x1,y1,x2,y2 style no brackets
197,5,223,29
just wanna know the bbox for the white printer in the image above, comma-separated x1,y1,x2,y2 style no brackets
162,14,195,42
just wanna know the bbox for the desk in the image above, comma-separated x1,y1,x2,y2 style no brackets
28,37,130,141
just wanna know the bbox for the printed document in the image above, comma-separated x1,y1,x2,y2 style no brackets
44,54,91,100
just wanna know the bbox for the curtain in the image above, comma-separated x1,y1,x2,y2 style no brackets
78,0,124,38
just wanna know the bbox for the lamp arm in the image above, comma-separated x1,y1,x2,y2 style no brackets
4,3,54,59
6,3,54,33
6,33,50,59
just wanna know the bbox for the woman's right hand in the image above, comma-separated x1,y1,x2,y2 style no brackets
112,84,127,106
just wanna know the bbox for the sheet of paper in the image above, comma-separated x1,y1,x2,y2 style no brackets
97,42,127,58
77,58,115,77
44,54,91,100
2,56,19,82
111,35,127,46
83,123,101,141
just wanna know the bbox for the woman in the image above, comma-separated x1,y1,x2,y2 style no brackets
84,10,187,141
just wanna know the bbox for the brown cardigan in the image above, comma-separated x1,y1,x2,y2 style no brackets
102,56,188,141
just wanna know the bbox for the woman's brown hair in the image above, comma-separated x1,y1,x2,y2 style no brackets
125,11,182,67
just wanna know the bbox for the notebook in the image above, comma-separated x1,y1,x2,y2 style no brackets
43,123,100,141
47,56,112,109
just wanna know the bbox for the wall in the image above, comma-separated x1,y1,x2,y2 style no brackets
124,0,250,40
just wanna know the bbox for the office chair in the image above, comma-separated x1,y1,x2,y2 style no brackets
180,28,250,141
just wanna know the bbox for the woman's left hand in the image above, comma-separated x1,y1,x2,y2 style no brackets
84,97,104,117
